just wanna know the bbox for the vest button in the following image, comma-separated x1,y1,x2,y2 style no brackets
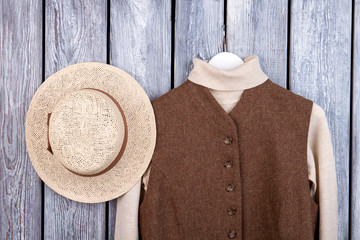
224,161,233,168
227,207,237,216
223,137,233,145
226,184,235,192
228,230,237,239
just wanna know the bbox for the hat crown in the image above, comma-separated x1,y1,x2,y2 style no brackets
48,89,125,175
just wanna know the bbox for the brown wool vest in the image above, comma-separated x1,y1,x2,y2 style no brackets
139,79,319,240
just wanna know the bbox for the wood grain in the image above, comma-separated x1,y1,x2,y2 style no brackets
110,0,172,100
174,0,225,87
1,1,358,239
352,0,360,239
109,0,172,239
226,0,288,87
0,1,43,239
289,1,352,239
44,0,107,239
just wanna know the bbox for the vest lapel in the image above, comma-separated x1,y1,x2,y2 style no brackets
184,79,271,129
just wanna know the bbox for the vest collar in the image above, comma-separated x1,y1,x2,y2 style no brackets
184,79,271,131
187,55,269,91
185,55,271,130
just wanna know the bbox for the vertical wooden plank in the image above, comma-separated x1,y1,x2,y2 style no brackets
109,0,172,239
352,0,360,239
0,1,43,239
174,0,224,87
226,0,288,87
44,0,107,239
110,0,172,100
289,1,352,239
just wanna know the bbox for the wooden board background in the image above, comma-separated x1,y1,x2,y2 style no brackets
0,0,356,239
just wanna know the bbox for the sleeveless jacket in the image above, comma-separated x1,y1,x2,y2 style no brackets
139,78,319,239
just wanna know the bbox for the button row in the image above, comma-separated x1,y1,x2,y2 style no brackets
224,136,237,238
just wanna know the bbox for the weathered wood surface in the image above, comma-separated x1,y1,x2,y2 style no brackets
227,0,288,87
0,0,358,239
352,0,360,239
109,0,172,239
0,1,43,239
110,0,171,100
44,0,107,239
174,0,225,87
289,1,352,240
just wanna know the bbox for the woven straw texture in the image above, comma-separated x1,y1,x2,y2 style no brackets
49,89,126,175
25,62,156,203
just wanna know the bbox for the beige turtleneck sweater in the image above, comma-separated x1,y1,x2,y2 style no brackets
115,55,338,240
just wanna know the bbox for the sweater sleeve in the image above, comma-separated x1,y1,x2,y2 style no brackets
114,178,141,240
307,102,338,240
114,164,152,240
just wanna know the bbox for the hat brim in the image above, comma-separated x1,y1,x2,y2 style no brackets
25,62,156,203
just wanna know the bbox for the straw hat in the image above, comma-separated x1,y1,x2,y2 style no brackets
25,62,156,203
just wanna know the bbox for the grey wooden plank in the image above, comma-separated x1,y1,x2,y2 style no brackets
108,198,117,240
352,0,360,239
44,0,107,239
0,0,43,239
110,0,172,100
289,1,352,239
109,0,172,239
226,0,288,87
174,0,225,87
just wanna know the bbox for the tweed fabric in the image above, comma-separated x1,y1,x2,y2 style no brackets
139,78,318,239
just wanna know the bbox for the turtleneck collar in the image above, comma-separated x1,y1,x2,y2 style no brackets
187,55,268,91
